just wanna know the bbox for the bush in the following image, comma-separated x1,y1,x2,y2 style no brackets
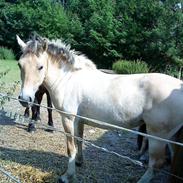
0,47,15,60
112,60,149,74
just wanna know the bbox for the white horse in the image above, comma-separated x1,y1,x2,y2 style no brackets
17,35,183,183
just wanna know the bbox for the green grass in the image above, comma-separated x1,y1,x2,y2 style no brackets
0,59,20,84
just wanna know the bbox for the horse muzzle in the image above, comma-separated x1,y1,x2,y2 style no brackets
18,95,34,107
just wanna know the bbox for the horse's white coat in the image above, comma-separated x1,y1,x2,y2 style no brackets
17,36,183,183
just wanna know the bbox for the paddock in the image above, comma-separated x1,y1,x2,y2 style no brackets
0,88,174,183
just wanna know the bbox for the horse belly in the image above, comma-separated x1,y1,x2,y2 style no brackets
79,102,143,128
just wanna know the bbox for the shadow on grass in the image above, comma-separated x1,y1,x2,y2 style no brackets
0,147,66,171
0,130,142,183
0,147,67,183
0,107,146,182
0,110,143,183
0,109,17,126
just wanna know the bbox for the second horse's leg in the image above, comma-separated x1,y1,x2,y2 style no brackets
24,107,30,118
46,91,53,127
75,121,84,166
137,131,166,183
28,88,44,132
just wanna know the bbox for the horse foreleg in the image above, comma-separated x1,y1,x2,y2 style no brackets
24,107,30,118
33,89,44,121
74,121,84,166
59,116,77,183
27,97,39,132
137,138,166,183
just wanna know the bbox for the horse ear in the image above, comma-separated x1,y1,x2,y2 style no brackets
33,33,48,52
16,35,26,50
42,38,48,51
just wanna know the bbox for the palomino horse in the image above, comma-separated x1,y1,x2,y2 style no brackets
23,84,53,132
16,35,183,183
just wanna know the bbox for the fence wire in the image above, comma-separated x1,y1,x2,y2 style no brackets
1,92,183,148
0,166,21,183
0,92,183,182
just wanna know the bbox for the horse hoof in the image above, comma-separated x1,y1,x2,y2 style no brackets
45,129,54,133
45,128,54,133
58,177,68,183
58,178,64,183
139,154,148,164
27,127,36,133
75,161,82,167
24,113,29,118
27,123,36,133
35,116,41,121
45,123,54,132
75,156,83,167
48,122,54,127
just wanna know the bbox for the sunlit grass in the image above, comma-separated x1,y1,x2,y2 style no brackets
0,60,20,84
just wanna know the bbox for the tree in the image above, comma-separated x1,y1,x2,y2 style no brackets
0,0,70,53
67,0,120,68
0,0,183,70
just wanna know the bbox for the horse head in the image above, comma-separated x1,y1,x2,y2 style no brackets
16,34,48,107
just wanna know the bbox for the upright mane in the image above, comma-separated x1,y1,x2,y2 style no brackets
23,36,96,70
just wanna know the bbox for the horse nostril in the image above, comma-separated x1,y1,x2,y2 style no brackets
18,96,21,99
29,97,32,102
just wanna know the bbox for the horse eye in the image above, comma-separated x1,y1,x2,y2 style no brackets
38,66,43,71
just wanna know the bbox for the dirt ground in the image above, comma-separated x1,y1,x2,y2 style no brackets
0,90,171,183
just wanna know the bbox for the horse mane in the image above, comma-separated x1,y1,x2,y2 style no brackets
23,37,96,70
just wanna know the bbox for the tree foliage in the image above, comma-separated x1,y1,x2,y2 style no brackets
0,0,70,52
0,0,183,70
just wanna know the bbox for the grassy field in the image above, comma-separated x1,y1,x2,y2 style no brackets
0,59,20,96
0,59,20,84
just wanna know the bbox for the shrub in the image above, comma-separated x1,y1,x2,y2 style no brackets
0,47,15,60
112,60,149,74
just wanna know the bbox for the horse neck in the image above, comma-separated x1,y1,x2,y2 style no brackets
43,59,71,92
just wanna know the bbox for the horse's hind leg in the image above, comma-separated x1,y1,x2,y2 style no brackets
137,124,146,150
74,121,84,166
137,124,148,162
46,91,53,127
28,88,43,132
33,88,45,121
27,101,38,132
137,136,166,183
24,107,30,118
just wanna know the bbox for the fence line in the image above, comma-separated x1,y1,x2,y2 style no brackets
0,92,183,148
0,107,143,167
0,92,183,182
1,105,183,182
0,166,21,183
